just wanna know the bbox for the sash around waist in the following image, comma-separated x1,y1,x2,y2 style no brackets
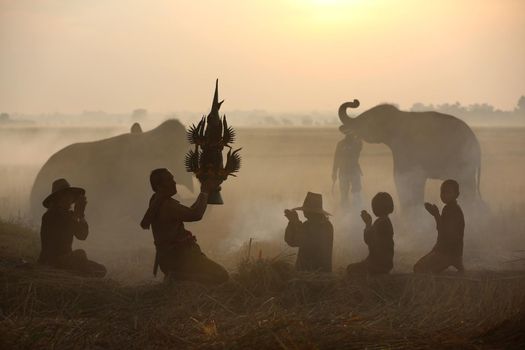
153,229,196,251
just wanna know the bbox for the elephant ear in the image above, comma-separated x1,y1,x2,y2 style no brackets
338,99,360,124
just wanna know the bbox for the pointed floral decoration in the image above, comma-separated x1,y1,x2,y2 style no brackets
185,80,242,204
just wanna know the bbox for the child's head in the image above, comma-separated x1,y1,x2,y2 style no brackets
371,192,394,217
440,179,459,204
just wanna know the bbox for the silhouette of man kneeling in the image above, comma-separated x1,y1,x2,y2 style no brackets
141,168,229,284
414,179,465,274
38,178,106,277
284,192,334,272
346,192,395,276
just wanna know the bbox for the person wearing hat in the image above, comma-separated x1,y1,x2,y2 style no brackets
346,192,395,276
284,192,334,272
38,178,106,277
140,168,228,284
332,131,363,208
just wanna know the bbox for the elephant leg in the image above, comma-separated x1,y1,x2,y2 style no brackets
457,174,477,201
394,170,426,211
456,170,490,218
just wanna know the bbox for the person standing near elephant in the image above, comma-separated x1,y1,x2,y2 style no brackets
414,179,465,274
38,178,106,277
337,101,482,211
140,168,229,284
346,192,395,275
332,132,363,207
284,192,334,272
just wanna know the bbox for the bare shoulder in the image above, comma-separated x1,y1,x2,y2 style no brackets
159,197,182,214
375,216,393,230
445,203,464,215
375,216,390,224
163,197,180,207
321,219,334,231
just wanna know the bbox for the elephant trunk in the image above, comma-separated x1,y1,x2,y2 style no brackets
338,99,360,125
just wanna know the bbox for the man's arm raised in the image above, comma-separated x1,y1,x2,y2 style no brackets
162,193,207,222
163,179,219,222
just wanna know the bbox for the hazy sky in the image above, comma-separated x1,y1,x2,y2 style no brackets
1,0,524,113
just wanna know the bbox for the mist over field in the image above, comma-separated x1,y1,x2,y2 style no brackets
1,118,524,283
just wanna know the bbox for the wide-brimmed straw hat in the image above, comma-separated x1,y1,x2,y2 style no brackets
293,192,331,216
42,178,85,208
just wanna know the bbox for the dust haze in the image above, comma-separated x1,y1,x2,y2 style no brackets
1,0,525,283
1,118,524,282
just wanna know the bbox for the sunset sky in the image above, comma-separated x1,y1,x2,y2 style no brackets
1,0,524,114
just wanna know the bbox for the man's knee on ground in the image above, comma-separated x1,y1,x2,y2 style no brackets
88,261,107,278
413,254,452,274
96,266,107,278
346,262,366,275
207,262,229,284
413,254,438,273
214,267,229,284
413,260,428,273
453,261,465,273
71,249,88,260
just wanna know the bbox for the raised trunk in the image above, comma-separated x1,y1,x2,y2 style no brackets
338,99,360,124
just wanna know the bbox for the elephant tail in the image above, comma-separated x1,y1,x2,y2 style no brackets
477,161,482,200
473,135,482,200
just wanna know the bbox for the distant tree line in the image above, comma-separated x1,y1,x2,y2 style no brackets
2,96,524,127
0,113,10,123
410,95,525,125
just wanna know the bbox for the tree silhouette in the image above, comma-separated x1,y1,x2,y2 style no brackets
468,103,494,114
516,96,525,113
0,113,10,123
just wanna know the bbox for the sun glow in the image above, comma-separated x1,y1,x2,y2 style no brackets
310,0,350,5
296,0,370,17
288,0,372,32
308,0,365,7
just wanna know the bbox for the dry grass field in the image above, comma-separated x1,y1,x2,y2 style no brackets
1,228,525,349
1,125,525,348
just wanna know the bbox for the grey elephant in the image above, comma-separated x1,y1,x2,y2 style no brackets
30,120,194,231
338,100,481,210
